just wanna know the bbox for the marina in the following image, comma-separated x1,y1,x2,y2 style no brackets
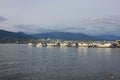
27,39,120,48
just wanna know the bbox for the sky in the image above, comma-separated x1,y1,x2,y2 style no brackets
0,0,120,35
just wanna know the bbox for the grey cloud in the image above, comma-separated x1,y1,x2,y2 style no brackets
13,24,93,35
1,0,120,36
80,16,120,35
14,23,120,36
0,16,7,22
13,16,120,36
14,24,60,33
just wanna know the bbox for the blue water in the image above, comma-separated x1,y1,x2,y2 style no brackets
0,44,120,80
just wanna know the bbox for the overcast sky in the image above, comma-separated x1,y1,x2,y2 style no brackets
0,0,120,35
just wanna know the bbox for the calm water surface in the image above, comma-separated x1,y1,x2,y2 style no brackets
0,44,120,80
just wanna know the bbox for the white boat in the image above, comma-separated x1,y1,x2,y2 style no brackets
28,43,34,46
36,43,42,48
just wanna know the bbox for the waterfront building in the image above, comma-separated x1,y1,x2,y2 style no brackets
60,42,68,47
28,42,34,46
27,39,117,48
115,40,120,47
47,42,57,47
96,43,112,48
78,43,88,47
36,43,42,48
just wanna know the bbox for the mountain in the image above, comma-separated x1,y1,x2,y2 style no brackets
31,32,98,40
0,29,34,40
1,29,119,41
95,35,120,41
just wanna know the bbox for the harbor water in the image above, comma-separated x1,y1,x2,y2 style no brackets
0,44,120,80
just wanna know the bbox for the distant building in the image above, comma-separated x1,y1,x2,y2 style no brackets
115,40,120,47
28,43,34,46
36,43,42,48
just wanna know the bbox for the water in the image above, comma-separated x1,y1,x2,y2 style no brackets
0,44,120,80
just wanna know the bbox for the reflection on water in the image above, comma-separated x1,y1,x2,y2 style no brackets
97,48,112,55
0,44,120,80
77,48,88,56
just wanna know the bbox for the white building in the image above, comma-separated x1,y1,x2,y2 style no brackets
36,43,42,48
28,43,34,46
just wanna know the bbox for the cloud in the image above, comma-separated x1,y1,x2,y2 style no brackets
14,24,57,33
13,16,120,36
0,16,7,22
0,0,120,36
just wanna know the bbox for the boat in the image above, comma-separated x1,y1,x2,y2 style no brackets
28,43,34,47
